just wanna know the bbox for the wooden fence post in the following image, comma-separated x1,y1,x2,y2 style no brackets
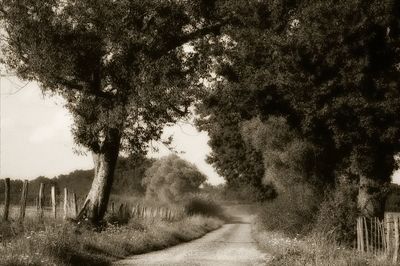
19,180,28,221
63,188,68,220
72,192,78,218
3,178,10,221
374,217,379,255
381,220,386,255
38,183,44,219
387,217,391,257
51,186,56,219
363,217,369,253
360,217,365,252
394,217,399,263
377,218,381,255
357,218,360,252
371,218,374,254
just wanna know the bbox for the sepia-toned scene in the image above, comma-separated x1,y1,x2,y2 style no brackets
1,1,400,265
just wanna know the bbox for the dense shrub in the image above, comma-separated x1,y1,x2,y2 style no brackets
241,116,318,192
183,196,225,219
313,178,359,245
257,184,319,237
142,155,206,203
385,184,400,212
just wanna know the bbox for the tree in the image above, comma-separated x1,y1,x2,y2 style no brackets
241,116,318,192
142,154,206,203
111,155,155,195
196,92,275,201
0,0,234,223
209,0,400,217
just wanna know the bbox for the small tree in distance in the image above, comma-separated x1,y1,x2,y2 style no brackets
142,154,206,203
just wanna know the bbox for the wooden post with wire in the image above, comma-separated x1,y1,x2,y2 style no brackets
51,186,56,219
3,178,10,221
38,183,44,219
19,180,28,221
63,188,68,220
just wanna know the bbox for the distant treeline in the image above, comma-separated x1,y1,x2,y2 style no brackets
0,156,154,205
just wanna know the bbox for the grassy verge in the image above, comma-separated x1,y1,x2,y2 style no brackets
252,215,394,266
0,215,223,266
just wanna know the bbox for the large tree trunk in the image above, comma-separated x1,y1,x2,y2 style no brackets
358,175,386,218
78,129,121,224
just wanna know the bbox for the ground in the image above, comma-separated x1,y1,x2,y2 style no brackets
114,205,269,266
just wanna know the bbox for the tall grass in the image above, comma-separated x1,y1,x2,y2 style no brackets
252,182,394,266
253,223,394,266
0,214,223,265
257,184,319,236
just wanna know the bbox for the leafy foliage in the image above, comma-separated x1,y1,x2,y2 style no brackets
0,0,226,155
183,195,225,219
214,0,400,182
196,93,275,202
257,184,319,237
241,116,318,191
313,178,359,245
142,155,206,203
385,184,400,212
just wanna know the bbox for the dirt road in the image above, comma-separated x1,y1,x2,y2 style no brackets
114,206,269,266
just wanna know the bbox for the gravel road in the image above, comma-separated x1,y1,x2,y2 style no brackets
114,206,269,266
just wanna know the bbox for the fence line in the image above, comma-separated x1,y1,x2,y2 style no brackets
356,214,400,262
0,180,183,223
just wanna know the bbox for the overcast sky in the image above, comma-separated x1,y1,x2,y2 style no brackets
0,76,224,184
1,76,400,185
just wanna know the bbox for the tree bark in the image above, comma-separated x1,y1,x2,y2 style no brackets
78,129,121,224
358,175,386,218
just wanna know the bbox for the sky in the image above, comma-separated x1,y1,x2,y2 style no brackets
0,76,224,185
1,76,400,185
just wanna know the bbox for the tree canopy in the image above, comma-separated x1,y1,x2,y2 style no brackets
196,0,400,216
0,0,230,154
142,154,206,203
0,0,242,222
196,92,275,201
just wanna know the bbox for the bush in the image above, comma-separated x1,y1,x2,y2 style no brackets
257,184,319,236
142,155,206,203
183,196,225,220
313,178,359,245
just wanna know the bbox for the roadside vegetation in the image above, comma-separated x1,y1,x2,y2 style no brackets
253,201,394,266
251,180,400,265
1,1,400,265
0,155,225,266
0,214,222,266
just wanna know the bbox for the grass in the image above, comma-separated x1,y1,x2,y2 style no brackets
253,222,394,266
252,192,396,266
0,215,223,265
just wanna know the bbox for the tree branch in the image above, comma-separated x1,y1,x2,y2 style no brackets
168,104,189,116
152,17,231,59
56,76,113,99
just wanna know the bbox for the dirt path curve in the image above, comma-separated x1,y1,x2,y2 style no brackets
114,205,269,266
